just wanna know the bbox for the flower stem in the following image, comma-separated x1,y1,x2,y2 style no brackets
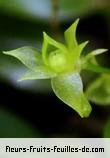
50,0,61,39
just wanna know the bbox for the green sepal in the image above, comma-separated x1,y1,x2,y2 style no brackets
3,46,42,71
72,41,88,66
64,18,79,50
51,72,92,117
19,66,57,81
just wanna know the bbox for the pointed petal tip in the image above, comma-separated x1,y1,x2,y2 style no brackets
79,107,92,118
85,40,89,44
3,51,7,54
70,18,80,29
43,32,49,38
75,18,80,24
43,31,46,37
43,31,46,35
91,48,108,56
3,49,15,55
103,48,108,51
99,49,108,53
78,41,89,52
80,41,89,49
43,32,48,39
84,40,89,45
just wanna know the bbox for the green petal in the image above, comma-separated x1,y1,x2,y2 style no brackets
64,19,79,51
3,46,42,71
19,66,57,81
72,41,88,66
82,49,109,74
51,72,92,117
84,49,108,61
86,75,110,105
42,32,67,65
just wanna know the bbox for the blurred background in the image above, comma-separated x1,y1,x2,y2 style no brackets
0,0,110,138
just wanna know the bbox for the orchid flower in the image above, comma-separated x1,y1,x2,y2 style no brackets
3,19,110,117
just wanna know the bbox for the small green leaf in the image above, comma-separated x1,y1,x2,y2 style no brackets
19,66,57,81
42,32,67,65
86,75,110,105
64,18,79,51
51,72,92,117
83,63,110,74
3,46,42,71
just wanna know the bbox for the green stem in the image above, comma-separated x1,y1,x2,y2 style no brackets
50,0,61,39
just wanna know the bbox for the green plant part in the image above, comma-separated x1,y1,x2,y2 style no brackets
86,74,110,105
3,19,110,118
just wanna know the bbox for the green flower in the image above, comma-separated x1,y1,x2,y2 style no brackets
3,19,110,117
